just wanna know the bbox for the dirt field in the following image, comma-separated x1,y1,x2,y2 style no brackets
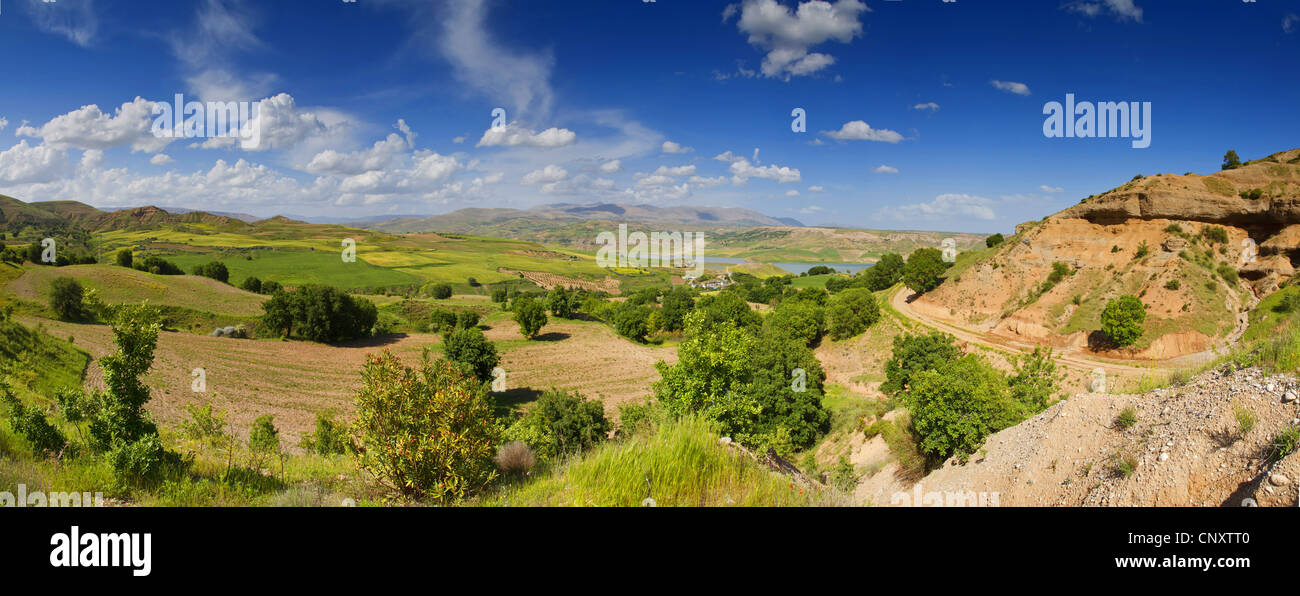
30,311,674,450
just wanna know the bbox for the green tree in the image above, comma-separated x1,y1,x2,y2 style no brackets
659,286,696,331
428,283,453,299
1008,346,1063,413
546,286,574,319
902,247,948,294
862,252,905,291
882,332,962,396
513,296,548,339
765,300,824,347
49,277,87,321
612,302,652,343
907,355,1024,462
825,287,880,340
352,352,502,501
441,327,500,383
1101,295,1145,347
985,233,1005,248
240,276,262,293
504,389,611,459
249,415,280,454
260,289,299,338
1222,150,1242,170
191,261,229,283
114,249,133,268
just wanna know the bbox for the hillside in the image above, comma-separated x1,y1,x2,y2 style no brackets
4,264,267,317
909,149,1300,360
867,364,1299,507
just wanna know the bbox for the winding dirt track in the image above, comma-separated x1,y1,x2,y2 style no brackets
887,285,1254,379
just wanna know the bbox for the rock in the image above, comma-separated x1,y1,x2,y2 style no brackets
1269,474,1290,487
1158,452,1169,462
1162,236,1188,252
1283,391,1297,403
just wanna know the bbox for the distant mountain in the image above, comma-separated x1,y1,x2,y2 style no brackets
282,213,430,225
155,206,261,223
361,202,802,234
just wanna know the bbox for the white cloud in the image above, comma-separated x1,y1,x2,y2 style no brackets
521,164,570,185
1063,0,1143,23
1039,185,1064,193
28,0,99,47
0,141,70,184
808,185,823,192
726,155,801,184
437,0,555,117
149,154,174,166
0,118,7,131
724,0,869,80
662,140,694,154
785,189,800,197
599,159,623,173
652,165,697,177
17,97,173,153
477,122,577,148
689,175,728,189
305,128,412,175
990,80,1032,96
912,102,940,112
799,205,823,214
822,120,903,143
886,193,997,221
169,0,276,101
453,136,467,144
874,165,899,174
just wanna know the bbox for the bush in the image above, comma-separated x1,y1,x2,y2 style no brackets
1275,292,1300,314
1,386,67,456
428,283,453,299
1268,427,1300,462
134,256,184,275
901,248,947,294
612,303,652,343
1164,279,1181,291
191,261,229,284
260,285,378,342
882,332,961,396
86,305,164,451
249,415,280,454
49,277,87,321
428,308,457,333
1203,225,1229,244
108,434,183,486
456,310,480,330
494,441,536,476
259,280,282,294
300,411,349,455
504,389,611,459
513,296,548,338
1234,405,1256,436
829,456,857,492
985,233,1005,248
1217,264,1238,285
180,402,227,442
907,355,1023,462
546,286,575,319
765,300,824,347
491,288,508,303
1101,295,1145,347
114,249,133,268
441,327,500,383
1222,150,1242,170
240,276,263,293
352,352,502,501
1008,346,1062,413
1115,408,1138,429
825,288,880,340
1134,241,1150,259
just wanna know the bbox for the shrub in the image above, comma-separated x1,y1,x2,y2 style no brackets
1217,264,1238,285
1203,225,1229,244
1008,345,1062,413
1,385,67,456
49,277,87,321
191,261,229,283
513,296,548,338
1268,427,1300,462
114,249,133,268
1234,405,1256,436
494,441,536,476
249,415,280,454
985,233,1005,248
180,402,227,442
901,248,947,294
441,327,500,383
260,285,378,342
300,411,349,455
108,434,182,486
546,286,575,319
352,352,502,501
491,288,508,303
1275,292,1300,314
428,308,457,333
1115,408,1138,429
1134,241,1150,259
882,332,961,396
765,300,825,347
1101,295,1145,347
1112,452,1138,478
86,305,164,452
1111,245,1121,253
240,276,263,293
259,280,282,294
825,288,880,340
134,256,184,275
1221,150,1242,170
907,355,1024,462
428,283,453,299
1164,279,1181,291
829,456,858,492
612,303,652,343
455,310,480,330
504,389,611,459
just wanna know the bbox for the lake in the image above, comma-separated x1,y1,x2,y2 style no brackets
697,257,874,276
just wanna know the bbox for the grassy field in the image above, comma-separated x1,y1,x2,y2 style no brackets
5,264,266,317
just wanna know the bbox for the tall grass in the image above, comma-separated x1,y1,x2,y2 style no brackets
481,416,844,507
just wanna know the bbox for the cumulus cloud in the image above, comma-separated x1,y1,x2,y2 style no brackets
0,141,71,184
821,120,903,143
305,126,412,175
886,193,997,221
1063,0,1143,23
16,97,173,153
651,165,697,177
477,122,577,148
990,80,1032,96
785,189,799,197
724,0,869,80
521,164,570,185
912,102,940,112
874,165,898,174
599,159,623,173
724,155,801,184
150,154,175,165
662,140,694,154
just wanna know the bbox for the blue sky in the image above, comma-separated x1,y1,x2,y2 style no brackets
0,0,1296,233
